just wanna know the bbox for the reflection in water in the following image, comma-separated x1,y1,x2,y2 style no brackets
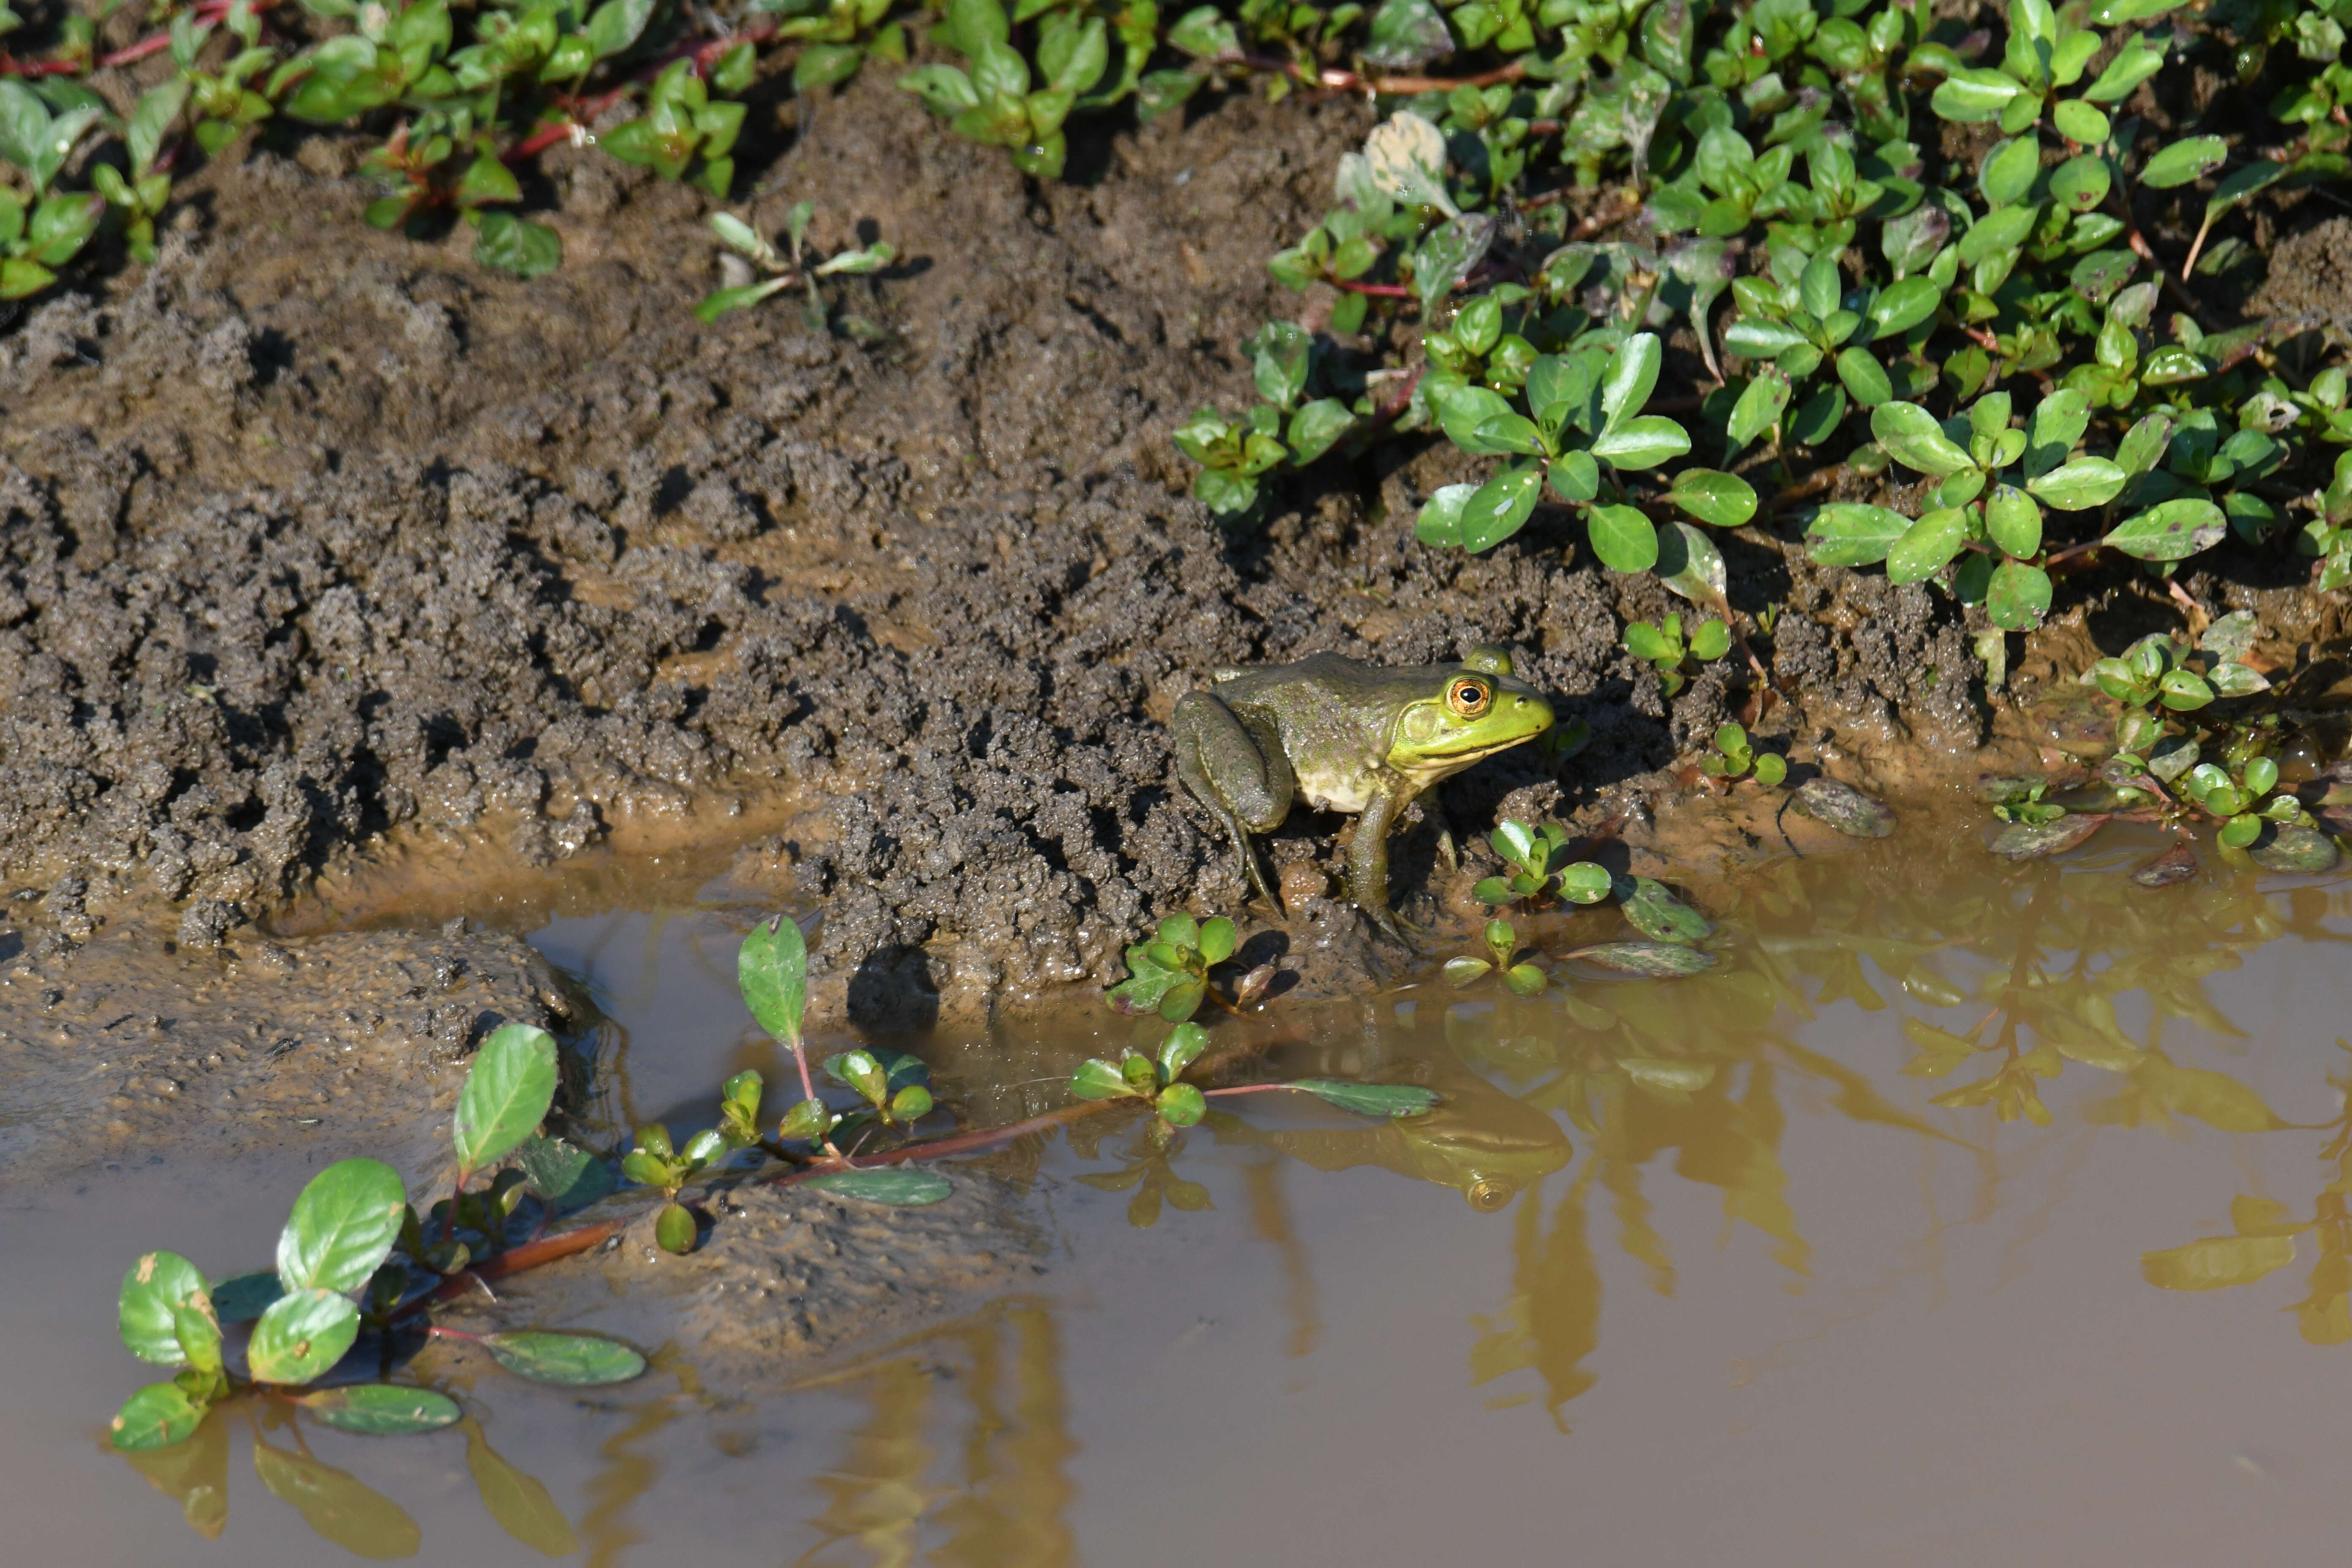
250,1409,422,1560
792,1301,1075,1568
464,1416,582,1558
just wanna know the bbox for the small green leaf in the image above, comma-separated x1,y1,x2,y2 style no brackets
248,1289,362,1386
1587,505,1659,574
298,1386,463,1435
472,212,562,280
654,1202,697,1254
2105,498,2227,561
482,1331,648,1385
800,1167,955,1206
1617,877,1715,944
1287,1080,1440,1117
278,1157,408,1295
1993,813,2110,860
776,1097,833,1141
1871,402,1976,477
1667,468,1758,527
1070,1058,1139,1100
1444,956,1495,986
1984,486,2043,558
2024,457,2127,510
453,1026,558,1177
1885,508,1971,584
740,915,808,1046
1806,503,1911,566
1457,464,1544,553
1986,559,2054,630
110,1382,210,1453
1156,1082,1208,1127
120,1252,212,1366
2141,136,2226,189
1159,1021,1210,1081
209,1272,283,1324
1559,863,1614,904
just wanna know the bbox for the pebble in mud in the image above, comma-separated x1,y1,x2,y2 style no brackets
1791,778,1897,839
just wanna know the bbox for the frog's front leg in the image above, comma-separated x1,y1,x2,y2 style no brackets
1172,690,1296,915
1345,786,1418,946
1423,789,1458,872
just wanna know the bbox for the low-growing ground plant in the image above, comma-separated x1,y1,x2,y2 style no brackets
1472,817,1612,912
1622,611,1730,697
1980,614,2347,876
1068,1020,1443,1141
1702,720,1785,786
1108,912,1274,1020
107,1022,644,1455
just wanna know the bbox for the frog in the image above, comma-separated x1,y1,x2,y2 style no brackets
1171,645,1555,942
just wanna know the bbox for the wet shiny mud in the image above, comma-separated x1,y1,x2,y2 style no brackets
6,814,2352,1565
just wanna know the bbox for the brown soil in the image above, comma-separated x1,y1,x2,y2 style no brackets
0,55,2346,1118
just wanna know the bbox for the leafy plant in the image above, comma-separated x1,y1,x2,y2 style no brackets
1701,721,1785,786
1068,1020,1442,1134
1472,817,1611,911
107,1024,642,1453
1446,916,1548,994
696,200,896,324
1108,912,1266,1021
1622,611,1730,696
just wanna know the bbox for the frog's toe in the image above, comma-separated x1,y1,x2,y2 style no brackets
1365,906,1422,951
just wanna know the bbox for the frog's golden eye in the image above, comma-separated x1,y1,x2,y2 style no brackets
1447,678,1492,718
1465,1178,1514,1213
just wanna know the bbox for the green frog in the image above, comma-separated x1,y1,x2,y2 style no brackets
1171,646,1554,940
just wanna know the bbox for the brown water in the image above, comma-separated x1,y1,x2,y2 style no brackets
7,820,2352,1565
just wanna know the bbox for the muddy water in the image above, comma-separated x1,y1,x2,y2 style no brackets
5,820,2352,1565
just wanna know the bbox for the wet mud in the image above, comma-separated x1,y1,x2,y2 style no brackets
0,49,2347,1371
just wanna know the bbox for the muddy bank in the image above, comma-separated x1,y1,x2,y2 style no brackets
0,901,577,1179
0,69,2346,1038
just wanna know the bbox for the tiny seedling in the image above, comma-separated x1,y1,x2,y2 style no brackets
1446,917,1548,996
1702,722,1787,786
1069,1021,1442,1137
1110,913,1271,1021
1472,818,1611,911
697,201,896,325
1624,613,1731,697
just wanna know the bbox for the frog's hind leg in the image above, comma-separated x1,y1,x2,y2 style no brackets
1172,691,1294,916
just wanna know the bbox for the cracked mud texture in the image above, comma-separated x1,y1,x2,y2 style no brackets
0,897,577,1179
1,67,2345,1034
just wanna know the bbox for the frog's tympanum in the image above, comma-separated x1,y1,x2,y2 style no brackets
1172,647,1554,939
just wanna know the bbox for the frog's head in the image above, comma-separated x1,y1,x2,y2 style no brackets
1387,646,1554,783
1396,1073,1573,1211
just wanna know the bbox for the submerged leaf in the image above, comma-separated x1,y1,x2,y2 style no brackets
482,1331,648,1386
2131,843,2200,887
2141,1233,2297,1292
1565,942,1718,977
2249,826,2340,874
298,1386,463,1436
800,1167,954,1206
1991,812,2110,860
1287,1079,1440,1117
1614,876,1714,944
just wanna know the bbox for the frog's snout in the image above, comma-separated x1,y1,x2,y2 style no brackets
1510,689,1555,738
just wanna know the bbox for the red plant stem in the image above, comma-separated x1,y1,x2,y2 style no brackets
96,0,232,69
504,18,780,165
0,56,89,76
425,1324,487,1345
405,1217,627,1315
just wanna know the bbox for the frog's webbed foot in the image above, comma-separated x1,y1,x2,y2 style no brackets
1364,902,1423,953
1424,793,1459,874
1235,829,1287,920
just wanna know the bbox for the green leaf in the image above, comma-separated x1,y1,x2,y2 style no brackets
2024,387,2091,476
2053,99,2110,145
826,1049,890,1105
1566,942,1718,977
1933,68,2028,122
1591,415,1692,470
1617,876,1715,943
1287,1079,1440,1117
2141,136,2225,189
473,212,561,279
801,1167,955,1206
902,64,982,114
776,1097,833,1141
654,1202,696,1254
483,1331,648,1385
1072,1058,1139,1099
739,915,808,1046
1885,508,1971,583
1753,754,1788,786
1667,468,1758,527
1805,503,1911,566
1992,813,2110,860
1836,347,1895,407
1156,1082,1208,1127
298,1386,463,1435
277,1157,407,1295
1979,136,2040,208
2104,498,2226,561
110,1382,210,1453
120,1251,212,1366
794,43,865,92
583,0,656,59
1599,332,1663,431
2024,457,2127,510
1445,956,1494,985
452,1025,558,1177
1587,505,1659,573
514,1136,613,1212
1871,402,1976,477
455,154,521,209
1286,399,1356,466
1159,1021,1210,1080
1413,483,1479,549
1727,368,1791,449
248,1288,362,1386
1560,863,1614,904
1362,0,1454,70
466,1418,580,1556
1986,559,2053,630
1457,464,1544,553
127,79,191,177
1658,522,1728,608
1984,486,2043,558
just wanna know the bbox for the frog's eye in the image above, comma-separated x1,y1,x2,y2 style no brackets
1446,678,1492,719
1465,1178,1515,1213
